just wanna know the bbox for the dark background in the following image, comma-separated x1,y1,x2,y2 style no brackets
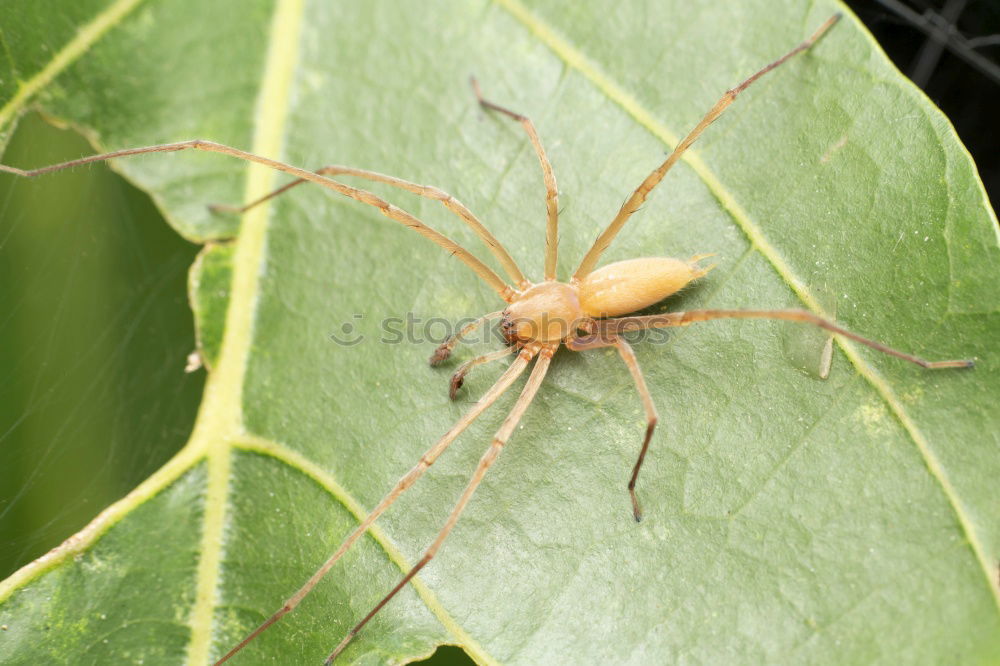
0,2,996,665
845,0,1000,210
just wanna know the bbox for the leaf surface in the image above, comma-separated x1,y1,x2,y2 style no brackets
2,1,999,664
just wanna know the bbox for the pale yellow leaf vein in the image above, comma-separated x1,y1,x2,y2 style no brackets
0,446,204,604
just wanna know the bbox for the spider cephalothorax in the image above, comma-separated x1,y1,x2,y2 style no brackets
501,281,588,344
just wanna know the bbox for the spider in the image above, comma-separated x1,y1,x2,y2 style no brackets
0,13,973,664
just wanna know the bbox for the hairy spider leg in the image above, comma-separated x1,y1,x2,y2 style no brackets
566,334,659,521
0,140,517,301
573,13,842,280
211,165,528,288
594,309,974,369
472,77,561,281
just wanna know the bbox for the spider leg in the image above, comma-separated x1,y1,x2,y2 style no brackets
567,334,658,521
595,309,975,369
573,14,841,280
325,345,556,664
472,77,560,281
212,349,535,666
429,311,504,365
449,346,517,400
0,140,517,301
211,165,528,287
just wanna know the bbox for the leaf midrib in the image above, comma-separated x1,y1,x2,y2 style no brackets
491,0,1000,612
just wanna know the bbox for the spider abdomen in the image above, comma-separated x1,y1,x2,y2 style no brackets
578,256,713,318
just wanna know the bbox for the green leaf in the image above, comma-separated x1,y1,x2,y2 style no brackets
2,0,999,664
190,242,236,371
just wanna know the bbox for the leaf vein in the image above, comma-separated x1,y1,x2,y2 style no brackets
0,0,146,130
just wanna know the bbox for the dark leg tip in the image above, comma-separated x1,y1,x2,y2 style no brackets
630,491,642,522
429,346,451,366
449,374,465,401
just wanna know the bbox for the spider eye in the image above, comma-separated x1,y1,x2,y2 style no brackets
499,315,518,345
